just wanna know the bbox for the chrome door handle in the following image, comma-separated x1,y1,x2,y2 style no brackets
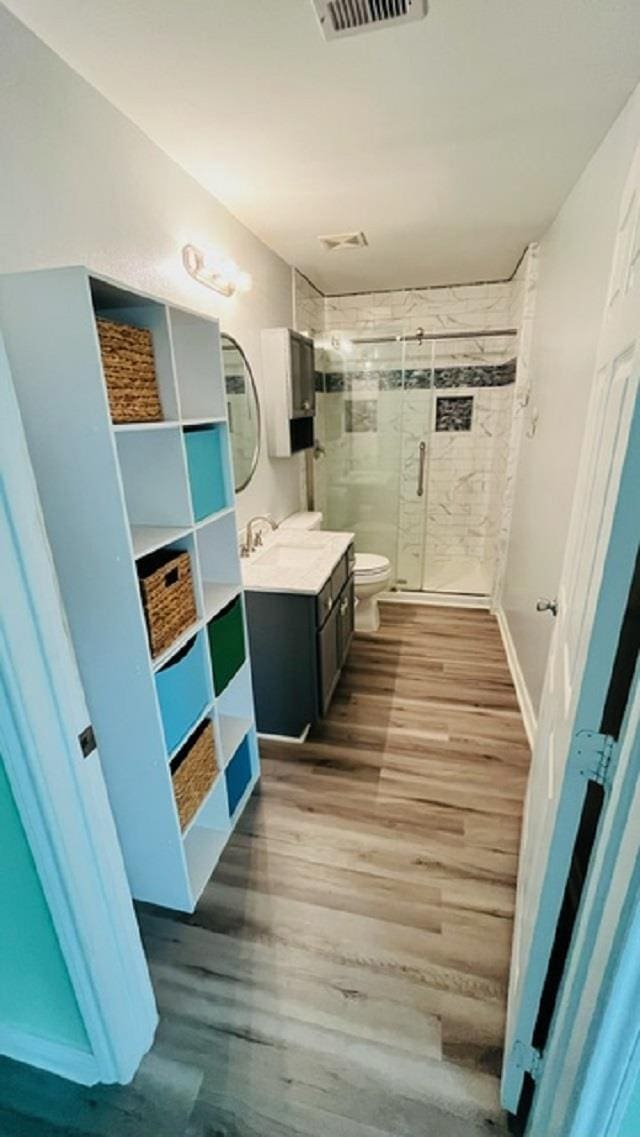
417,441,427,497
536,597,558,617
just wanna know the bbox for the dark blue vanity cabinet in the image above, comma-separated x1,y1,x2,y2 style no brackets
245,543,355,738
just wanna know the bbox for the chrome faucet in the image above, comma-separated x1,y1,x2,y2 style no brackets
240,515,278,557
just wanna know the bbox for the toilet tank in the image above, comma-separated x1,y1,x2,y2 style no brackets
280,511,323,531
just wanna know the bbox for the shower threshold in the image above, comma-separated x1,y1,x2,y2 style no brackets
383,589,492,610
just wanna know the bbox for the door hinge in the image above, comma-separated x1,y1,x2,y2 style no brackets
574,730,616,788
513,1040,544,1081
78,724,97,759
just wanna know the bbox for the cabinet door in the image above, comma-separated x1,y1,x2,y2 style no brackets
337,577,355,666
290,332,316,417
317,601,340,717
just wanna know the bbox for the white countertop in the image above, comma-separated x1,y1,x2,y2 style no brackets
241,528,354,596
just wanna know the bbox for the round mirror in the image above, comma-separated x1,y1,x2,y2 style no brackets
221,333,261,492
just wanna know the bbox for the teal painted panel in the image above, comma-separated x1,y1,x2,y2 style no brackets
618,1075,640,1137
0,755,89,1050
184,425,228,521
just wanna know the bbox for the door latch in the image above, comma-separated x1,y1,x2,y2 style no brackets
536,597,558,617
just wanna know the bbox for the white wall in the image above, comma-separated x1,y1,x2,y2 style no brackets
501,84,640,714
0,6,303,532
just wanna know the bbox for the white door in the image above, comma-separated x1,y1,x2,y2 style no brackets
502,144,640,1111
0,333,157,1084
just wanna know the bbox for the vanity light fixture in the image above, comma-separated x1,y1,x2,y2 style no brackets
182,244,252,298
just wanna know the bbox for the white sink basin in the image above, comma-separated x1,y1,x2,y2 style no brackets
251,544,324,569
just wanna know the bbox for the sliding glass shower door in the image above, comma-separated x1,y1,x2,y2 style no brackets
313,329,517,597
314,330,432,583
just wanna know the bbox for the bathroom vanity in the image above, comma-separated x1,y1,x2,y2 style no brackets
243,529,355,738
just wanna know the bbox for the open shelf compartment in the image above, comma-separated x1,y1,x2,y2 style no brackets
116,426,192,528
90,277,180,423
169,306,226,420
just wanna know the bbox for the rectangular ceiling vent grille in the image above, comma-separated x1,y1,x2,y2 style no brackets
312,0,428,40
318,231,369,251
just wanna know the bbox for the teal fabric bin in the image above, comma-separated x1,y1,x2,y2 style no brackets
155,634,209,753
184,425,228,521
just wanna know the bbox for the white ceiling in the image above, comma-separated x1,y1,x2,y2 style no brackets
7,0,640,293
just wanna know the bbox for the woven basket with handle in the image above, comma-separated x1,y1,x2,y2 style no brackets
172,720,217,830
138,549,197,658
96,317,163,424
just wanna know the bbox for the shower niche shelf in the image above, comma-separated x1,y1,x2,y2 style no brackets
0,266,260,912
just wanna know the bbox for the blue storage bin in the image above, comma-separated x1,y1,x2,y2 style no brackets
225,733,253,817
184,425,228,521
155,634,209,754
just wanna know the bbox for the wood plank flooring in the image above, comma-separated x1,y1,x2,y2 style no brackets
0,602,529,1136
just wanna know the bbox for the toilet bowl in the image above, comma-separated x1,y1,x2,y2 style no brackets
281,512,391,634
354,553,392,633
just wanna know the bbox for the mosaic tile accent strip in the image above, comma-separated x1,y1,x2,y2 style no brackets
435,395,473,432
321,359,515,392
345,399,378,433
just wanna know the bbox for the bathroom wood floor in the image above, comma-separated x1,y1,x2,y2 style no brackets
0,603,530,1137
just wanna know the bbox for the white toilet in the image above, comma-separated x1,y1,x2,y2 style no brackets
281,512,391,634
353,553,392,633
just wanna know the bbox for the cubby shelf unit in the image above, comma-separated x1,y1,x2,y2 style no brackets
0,266,260,912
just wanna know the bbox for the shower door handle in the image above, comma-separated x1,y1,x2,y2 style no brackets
417,441,427,497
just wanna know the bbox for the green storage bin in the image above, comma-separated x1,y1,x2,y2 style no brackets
207,596,246,695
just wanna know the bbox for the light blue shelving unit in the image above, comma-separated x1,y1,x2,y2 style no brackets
0,267,260,912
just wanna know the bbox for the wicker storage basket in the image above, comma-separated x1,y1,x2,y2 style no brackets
96,317,163,424
172,720,217,831
138,548,197,658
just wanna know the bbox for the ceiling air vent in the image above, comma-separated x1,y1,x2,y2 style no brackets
318,231,369,251
312,0,428,41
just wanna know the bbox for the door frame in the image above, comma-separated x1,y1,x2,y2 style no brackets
502,137,640,1116
522,391,640,1133
0,334,157,1084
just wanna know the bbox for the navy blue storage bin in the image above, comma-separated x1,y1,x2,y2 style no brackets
225,734,253,817
155,634,209,754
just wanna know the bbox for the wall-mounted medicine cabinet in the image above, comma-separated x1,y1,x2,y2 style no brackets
261,327,316,456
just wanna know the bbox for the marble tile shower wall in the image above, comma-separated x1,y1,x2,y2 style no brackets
323,280,514,337
390,344,515,592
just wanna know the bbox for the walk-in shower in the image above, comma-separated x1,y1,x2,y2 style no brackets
313,326,517,598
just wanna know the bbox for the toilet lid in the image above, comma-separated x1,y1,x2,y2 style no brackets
354,553,391,577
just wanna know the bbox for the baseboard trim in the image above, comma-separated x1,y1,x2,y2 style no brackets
495,606,537,750
383,590,491,609
0,1025,100,1085
258,725,311,745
